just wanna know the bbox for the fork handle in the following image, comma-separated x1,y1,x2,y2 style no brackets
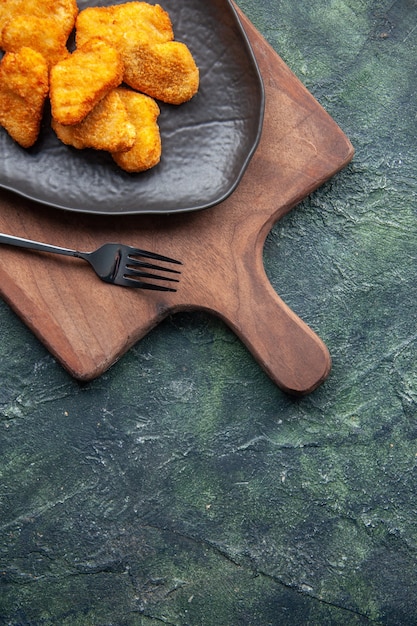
0,232,80,257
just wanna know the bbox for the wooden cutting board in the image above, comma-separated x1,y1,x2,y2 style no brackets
0,7,354,395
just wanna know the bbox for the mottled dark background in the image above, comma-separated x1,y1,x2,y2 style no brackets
1,0,416,624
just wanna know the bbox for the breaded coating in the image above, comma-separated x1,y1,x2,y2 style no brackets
52,89,136,153
76,2,174,49
28,0,78,38
123,41,199,105
0,0,20,22
76,1,199,104
0,0,78,48
111,88,161,173
0,47,49,148
1,16,71,68
50,38,124,126
0,0,23,47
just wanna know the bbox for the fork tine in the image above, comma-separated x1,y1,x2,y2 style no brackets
125,268,180,283
122,276,178,292
123,246,181,291
128,248,182,265
126,257,181,274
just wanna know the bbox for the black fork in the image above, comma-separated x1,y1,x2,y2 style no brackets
0,233,181,292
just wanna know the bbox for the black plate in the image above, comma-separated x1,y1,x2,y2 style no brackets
0,0,264,215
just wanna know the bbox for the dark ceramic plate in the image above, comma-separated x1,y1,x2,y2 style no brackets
0,0,264,215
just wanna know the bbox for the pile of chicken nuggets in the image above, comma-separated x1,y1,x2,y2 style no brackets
0,0,199,172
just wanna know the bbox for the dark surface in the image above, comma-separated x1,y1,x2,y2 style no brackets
0,0,416,624
0,0,263,214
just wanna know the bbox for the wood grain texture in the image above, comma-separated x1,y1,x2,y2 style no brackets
0,8,354,394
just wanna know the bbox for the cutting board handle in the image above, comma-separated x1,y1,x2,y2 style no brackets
210,263,331,395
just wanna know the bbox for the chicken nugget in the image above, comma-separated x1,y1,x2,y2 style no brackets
76,1,198,104
0,0,78,48
1,16,71,68
76,2,174,50
111,88,161,173
52,89,136,153
0,47,49,148
123,40,199,104
50,38,124,126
